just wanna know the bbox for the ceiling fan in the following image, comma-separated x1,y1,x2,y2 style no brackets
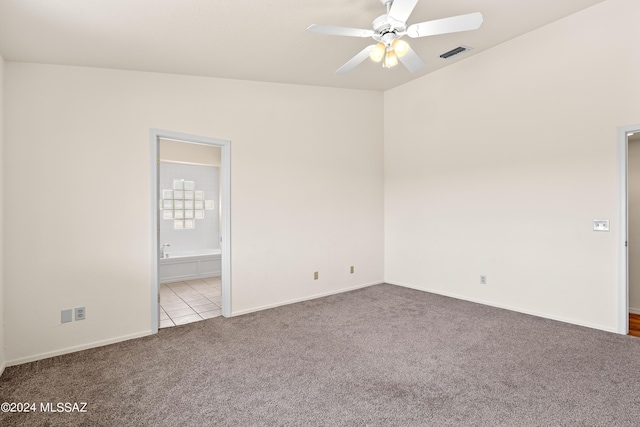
307,0,483,74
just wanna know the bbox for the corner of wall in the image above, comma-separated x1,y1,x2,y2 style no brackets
382,0,640,332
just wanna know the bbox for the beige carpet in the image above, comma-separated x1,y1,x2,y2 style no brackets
1,284,640,426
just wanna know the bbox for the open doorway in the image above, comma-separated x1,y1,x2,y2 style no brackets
627,130,640,337
158,139,221,327
150,129,231,333
617,124,640,336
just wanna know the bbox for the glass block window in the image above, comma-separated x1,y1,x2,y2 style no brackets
161,178,215,229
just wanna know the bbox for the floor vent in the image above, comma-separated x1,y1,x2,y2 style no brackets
440,45,472,59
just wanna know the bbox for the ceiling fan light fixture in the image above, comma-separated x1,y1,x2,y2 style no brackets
370,42,386,62
307,0,483,74
384,50,398,68
392,39,409,57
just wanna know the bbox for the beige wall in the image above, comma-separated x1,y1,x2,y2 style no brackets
4,0,638,366
0,52,5,373
159,138,221,166
628,138,640,313
384,0,640,332
4,65,384,363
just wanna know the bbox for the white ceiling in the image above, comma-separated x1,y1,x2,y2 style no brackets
0,0,605,91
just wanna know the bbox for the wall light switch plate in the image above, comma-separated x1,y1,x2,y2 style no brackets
593,220,610,232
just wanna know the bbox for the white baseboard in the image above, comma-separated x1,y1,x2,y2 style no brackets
6,282,383,368
231,281,383,317
0,361,6,378
160,271,221,285
7,280,619,369
386,280,619,334
6,330,154,368
629,307,640,315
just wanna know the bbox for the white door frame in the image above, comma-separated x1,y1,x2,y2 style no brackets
150,129,231,333
617,124,640,334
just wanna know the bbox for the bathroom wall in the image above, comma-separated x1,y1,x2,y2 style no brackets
159,139,221,254
160,138,220,166
159,162,219,253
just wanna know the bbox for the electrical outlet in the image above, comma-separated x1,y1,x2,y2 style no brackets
350,266,354,274
593,220,610,232
480,275,487,285
314,272,318,280
75,307,86,321
61,309,72,324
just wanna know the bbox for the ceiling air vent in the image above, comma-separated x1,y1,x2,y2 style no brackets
440,46,472,59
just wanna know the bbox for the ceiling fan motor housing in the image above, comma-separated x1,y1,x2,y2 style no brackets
372,14,406,46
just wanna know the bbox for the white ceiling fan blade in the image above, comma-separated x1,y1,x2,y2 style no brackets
398,45,425,73
388,0,420,25
336,45,375,74
406,12,483,38
307,24,374,38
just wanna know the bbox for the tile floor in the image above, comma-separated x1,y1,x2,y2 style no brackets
160,277,222,328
